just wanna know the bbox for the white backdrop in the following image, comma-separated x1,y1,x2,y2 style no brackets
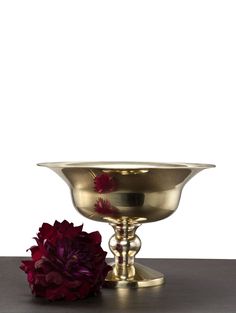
0,0,235,258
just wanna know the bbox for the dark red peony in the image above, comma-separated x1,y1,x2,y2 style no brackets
20,220,112,301
94,173,117,193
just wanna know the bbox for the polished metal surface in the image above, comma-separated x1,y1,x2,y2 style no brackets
105,262,164,288
38,162,214,223
38,161,215,288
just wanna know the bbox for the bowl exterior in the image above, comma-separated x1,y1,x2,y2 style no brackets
50,167,201,223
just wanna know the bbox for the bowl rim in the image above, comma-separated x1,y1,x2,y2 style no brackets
37,161,216,170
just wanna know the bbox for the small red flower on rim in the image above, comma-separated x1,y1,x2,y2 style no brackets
94,173,117,193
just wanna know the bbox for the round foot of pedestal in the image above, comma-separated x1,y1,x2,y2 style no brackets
104,263,165,288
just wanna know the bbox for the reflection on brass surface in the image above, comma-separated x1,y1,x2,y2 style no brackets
38,161,215,288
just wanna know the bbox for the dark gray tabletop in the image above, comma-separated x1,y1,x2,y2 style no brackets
0,257,236,313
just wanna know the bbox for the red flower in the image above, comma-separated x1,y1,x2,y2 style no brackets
20,220,112,301
94,198,116,215
94,174,117,193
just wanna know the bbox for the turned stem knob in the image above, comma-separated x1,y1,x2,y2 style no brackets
109,219,141,280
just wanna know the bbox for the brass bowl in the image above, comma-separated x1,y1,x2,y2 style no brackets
38,161,215,288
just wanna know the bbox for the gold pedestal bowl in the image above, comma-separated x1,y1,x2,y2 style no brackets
38,162,215,288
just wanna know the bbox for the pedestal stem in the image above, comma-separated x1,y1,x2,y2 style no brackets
109,218,141,280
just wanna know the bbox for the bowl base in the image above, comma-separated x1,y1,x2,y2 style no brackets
104,262,165,288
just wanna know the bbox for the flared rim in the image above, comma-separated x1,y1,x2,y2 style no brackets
37,161,215,170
